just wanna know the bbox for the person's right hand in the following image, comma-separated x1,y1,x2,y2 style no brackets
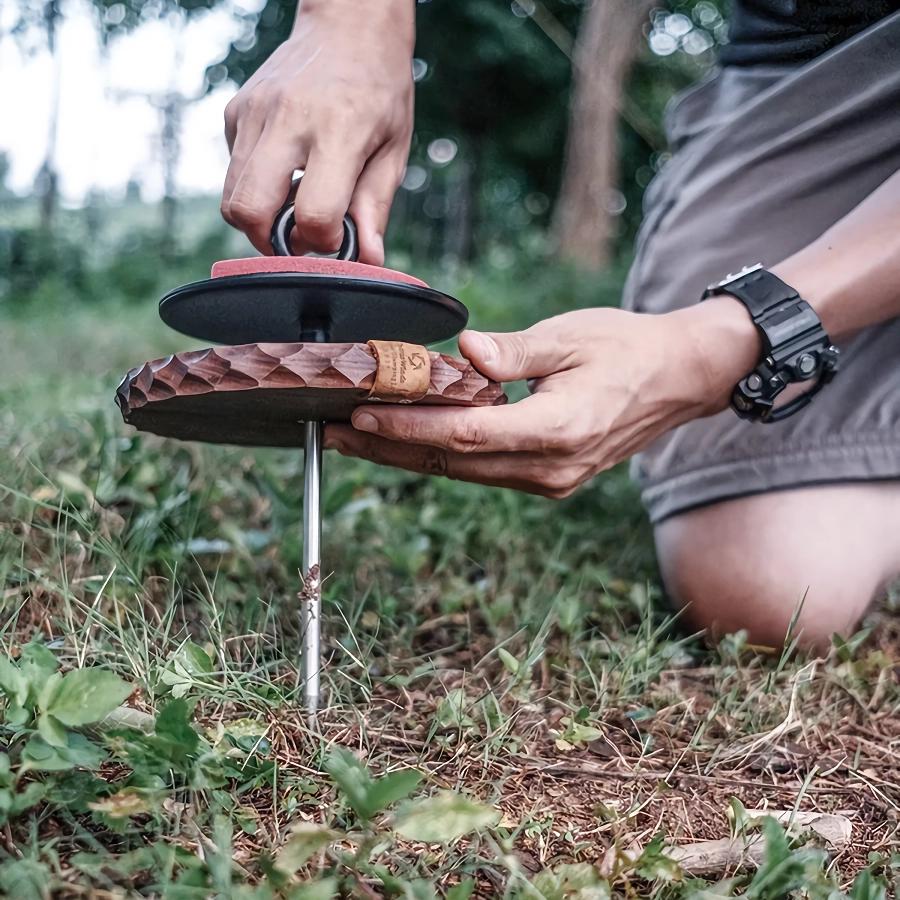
220,0,415,264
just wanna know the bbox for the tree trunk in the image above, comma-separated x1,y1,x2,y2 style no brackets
552,0,652,270
39,0,63,232
159,93,183,259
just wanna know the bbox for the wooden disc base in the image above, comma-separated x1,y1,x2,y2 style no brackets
117,342,506,447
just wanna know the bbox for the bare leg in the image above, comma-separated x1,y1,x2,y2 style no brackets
654,483,900,650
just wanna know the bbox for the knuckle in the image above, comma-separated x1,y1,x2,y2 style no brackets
542,470,568,491
420,447,449,476
328,96,363,126
223,196,266,228
240,87,260,113
539,421,581,454
295,208,343,245
539,431,567,453
446,420,488,454
539,424,576,453
506,332,532,374
271,87,304,121
534,483,566,500
559,420,591,452
296,207,339,230
370,194,392,216
384,418,417,443
223,97,241,127
541,467,580,494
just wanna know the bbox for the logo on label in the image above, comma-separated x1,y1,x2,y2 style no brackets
368,340,430,402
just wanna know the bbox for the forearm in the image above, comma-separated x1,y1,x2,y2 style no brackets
774,168,900,339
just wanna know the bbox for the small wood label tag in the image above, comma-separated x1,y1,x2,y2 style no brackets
367,340,431,403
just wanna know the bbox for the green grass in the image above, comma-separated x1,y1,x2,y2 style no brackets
0,265,898,898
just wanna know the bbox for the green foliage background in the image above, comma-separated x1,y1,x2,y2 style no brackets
1,0,728,311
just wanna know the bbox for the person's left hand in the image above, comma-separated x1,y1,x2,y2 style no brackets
324,301,759,497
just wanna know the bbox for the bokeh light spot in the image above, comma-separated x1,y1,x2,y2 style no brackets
427,138,458,166
401,165,429,192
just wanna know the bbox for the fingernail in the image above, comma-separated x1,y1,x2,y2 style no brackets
353,412,379,433
464,330,497,365
324,436,344,451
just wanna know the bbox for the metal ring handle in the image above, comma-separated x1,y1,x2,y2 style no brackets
270,174,359,261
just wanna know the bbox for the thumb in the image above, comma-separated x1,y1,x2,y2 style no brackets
459,326,568,382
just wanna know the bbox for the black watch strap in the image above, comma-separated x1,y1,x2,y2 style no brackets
703,265,840,423
704,265,797,318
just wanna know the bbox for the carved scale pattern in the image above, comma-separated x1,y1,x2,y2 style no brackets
116,342,506,447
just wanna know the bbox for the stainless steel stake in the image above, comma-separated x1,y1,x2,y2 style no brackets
302,419,323,715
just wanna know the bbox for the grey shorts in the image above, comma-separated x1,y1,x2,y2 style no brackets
622,12,900,524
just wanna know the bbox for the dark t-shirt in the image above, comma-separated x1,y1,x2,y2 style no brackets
722,0,900,66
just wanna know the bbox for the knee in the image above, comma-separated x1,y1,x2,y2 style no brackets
660,549,865,650
654,494,886,651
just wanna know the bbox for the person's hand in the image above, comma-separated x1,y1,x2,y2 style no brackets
221,0,415,263
325,301,761,497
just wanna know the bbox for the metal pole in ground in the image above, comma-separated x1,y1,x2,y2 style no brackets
301,419,323,715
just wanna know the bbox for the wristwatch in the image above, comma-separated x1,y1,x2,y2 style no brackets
702,264,840,423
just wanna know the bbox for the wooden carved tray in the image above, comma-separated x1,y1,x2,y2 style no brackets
117,341,506,447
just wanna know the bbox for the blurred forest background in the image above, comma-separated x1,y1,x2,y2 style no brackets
1,0,727,308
